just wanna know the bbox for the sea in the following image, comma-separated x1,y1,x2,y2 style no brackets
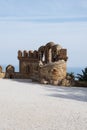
1,65,83,77
67,67,83,76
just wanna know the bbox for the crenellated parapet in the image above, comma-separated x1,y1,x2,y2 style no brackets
23,50,28,57
1,41,68,84
17,42,68,85
18,50,22,58
18,42,68,63
38,42,68,63
18,50,38,60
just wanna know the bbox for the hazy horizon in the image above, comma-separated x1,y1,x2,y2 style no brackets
0,0,87,68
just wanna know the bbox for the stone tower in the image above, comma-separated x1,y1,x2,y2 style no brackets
18,42,68,85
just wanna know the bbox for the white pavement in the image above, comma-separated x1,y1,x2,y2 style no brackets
0,79,87,130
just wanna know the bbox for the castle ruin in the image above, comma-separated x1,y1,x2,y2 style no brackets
0,42,68,85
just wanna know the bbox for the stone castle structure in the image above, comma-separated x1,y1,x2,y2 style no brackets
0,42,68,85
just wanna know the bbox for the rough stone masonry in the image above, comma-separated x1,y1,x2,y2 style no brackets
0,42,68,85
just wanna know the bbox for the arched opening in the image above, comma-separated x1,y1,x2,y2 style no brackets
6,65,15,73
45,42,55,63
9,74,14,79
42,53,45,62
38,46,45,62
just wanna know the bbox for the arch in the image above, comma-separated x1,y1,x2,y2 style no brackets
6,65,15,73
45,42,55,48
38,46,45,61
52,44,62,51
45,42,55,63
9,74,14,79
38,46,45,52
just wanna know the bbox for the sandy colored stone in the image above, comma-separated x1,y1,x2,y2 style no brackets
0,42,68,86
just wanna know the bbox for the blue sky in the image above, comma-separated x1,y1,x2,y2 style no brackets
0,0,87,68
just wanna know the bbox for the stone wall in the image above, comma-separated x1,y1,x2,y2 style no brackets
0,42,68,86
0,72,5,78
17,42,68,85
39,60,66,85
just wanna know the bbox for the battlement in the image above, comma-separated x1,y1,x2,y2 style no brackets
0,41,68,85
18,42,68,63
18,50,38,60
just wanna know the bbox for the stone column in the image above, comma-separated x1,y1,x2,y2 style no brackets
45,48,52,63
48,48,52,63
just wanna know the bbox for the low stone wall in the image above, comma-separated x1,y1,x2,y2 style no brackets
0,60,67,86
5,72,30,79
0,72,5,78
14,72,30,79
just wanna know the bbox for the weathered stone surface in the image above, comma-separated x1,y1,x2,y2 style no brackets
39,60,66,83
0,72,5,78
1,42,68,86
0,66,5,78
6,65,15,73
0,66,2,73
